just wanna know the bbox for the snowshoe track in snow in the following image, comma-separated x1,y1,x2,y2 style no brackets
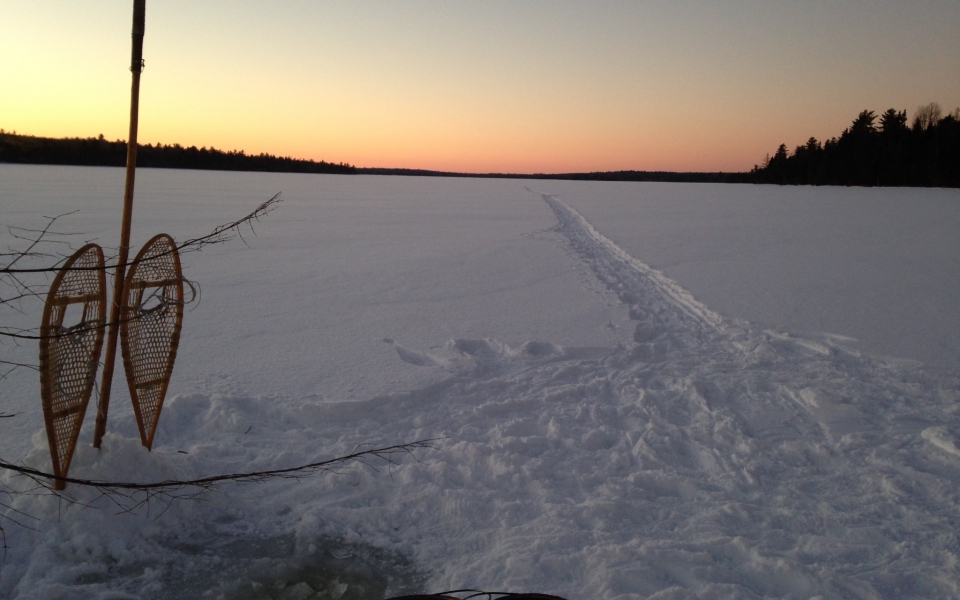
541,193,724,347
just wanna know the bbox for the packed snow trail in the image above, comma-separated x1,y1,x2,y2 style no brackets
540,192,725,341
3,193,960,599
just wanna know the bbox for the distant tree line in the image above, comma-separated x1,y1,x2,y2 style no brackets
7,104,959,187
752,102,960,187
357,167,749,183
0,131,355,175
534,170,751,183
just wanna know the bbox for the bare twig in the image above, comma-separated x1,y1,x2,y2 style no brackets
0,194,280,343
2,212,82,271
0,359,38,381
0,282,188,341
0,193,282,276
0,439,440,518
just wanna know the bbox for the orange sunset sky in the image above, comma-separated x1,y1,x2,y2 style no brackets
2,1,959,174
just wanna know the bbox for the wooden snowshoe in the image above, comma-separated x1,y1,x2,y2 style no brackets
39,243,107,489
120,233,184,450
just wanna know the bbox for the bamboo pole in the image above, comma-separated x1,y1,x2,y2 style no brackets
94,0,146,448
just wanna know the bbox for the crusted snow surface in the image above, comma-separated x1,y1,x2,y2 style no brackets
3,184,960,599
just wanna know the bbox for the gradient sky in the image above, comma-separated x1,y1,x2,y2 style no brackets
2,1,958,173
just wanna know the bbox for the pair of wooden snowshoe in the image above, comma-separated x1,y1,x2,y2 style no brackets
39,234,183,489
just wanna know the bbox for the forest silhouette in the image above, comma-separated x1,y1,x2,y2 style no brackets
0,131,355,175
2,103,959,187
752,102,959,187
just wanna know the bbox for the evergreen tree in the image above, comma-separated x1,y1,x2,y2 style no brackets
879,109,908,134
753,104,959,187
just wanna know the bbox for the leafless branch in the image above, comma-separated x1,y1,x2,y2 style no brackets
0,193,282,276
0,439,440,521
0,194,279,344
0,281,190,341
2,212,82,271
0,358,38,381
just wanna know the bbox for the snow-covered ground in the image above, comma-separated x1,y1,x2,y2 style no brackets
1,165,959,599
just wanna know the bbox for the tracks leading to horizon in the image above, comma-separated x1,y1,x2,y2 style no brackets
539,192,725,349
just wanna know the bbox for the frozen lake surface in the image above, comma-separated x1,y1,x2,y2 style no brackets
1,165,959,599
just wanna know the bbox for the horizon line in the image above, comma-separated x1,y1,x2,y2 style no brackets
0,129,750,178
